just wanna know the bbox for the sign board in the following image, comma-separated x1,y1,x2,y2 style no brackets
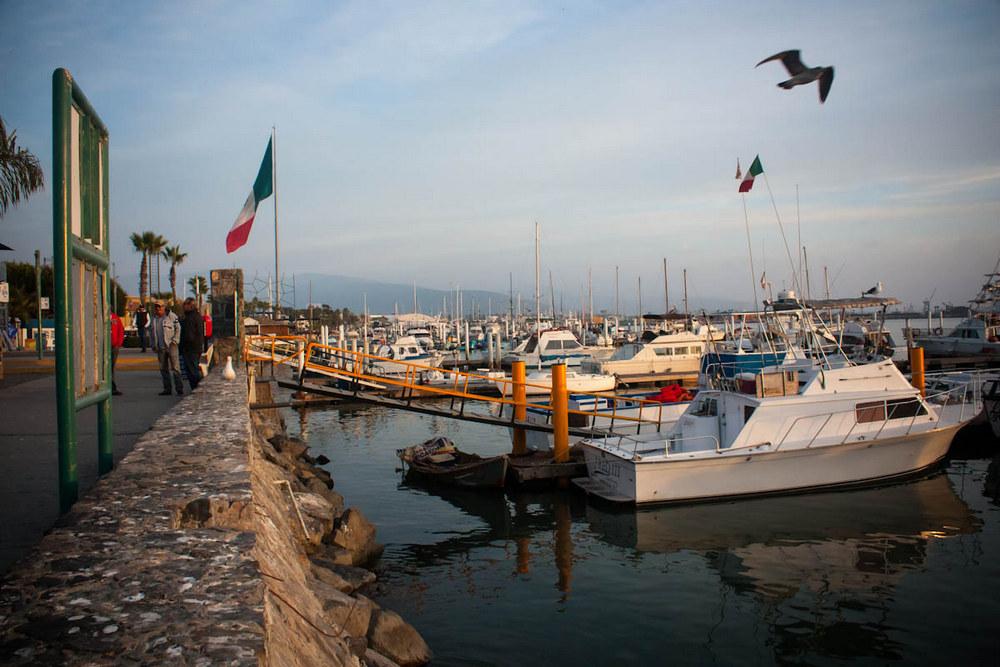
40,296,50,310
0,282,8,304
52,67,113,512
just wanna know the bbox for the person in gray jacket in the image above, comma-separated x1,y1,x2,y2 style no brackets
150,300,183,396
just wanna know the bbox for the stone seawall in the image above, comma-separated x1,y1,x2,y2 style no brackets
0,366,430,666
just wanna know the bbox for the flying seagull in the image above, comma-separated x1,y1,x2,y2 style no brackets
756,50,834,103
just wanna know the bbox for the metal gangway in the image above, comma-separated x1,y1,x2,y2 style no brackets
242,334,676,445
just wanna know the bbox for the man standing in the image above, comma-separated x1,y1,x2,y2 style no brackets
110,310,124,395
150,300,183,396
180,297,204,390
134,304,149,352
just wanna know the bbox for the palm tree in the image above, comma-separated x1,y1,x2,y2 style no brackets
129,231,153,303
0,116,44,218
163,245,187,304
149,234,168,294
187,275,208,309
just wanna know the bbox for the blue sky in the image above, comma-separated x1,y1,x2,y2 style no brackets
2,0,999,312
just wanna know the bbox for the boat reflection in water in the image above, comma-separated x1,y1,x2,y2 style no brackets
391,472,981,663
584,473,980,660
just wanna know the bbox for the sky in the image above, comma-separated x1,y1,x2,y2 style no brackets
1,0,999,314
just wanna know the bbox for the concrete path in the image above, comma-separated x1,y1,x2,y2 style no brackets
0,349,183,572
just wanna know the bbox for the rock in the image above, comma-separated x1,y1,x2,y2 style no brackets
367,608,432,667
292,492,337,545
331,509,384,567
313,581,375,639
271,435,310,461
310,558,376,594
315,454,331,465
172,494,254,531
315,542,355,566
365,648,401,667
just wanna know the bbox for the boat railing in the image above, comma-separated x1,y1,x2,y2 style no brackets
604,433,720,460
769,377,980,452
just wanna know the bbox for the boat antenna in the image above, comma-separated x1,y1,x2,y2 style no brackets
740,192,761,313
534,221,541,370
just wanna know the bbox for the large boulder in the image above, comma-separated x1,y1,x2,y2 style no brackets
313,581,376,639
367,607,432,667
330,508,384,566
310,557,377,594
293,492,338,546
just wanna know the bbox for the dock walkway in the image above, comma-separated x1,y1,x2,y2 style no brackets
0,368,262,664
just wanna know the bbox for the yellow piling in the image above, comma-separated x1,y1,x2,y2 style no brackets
909,346,925,397
512,361,527,455
551,363,569,463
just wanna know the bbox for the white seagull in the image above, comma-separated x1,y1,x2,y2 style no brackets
756,50,835,103
862,282,883,297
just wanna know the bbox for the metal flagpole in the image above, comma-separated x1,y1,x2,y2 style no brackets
272,126,280,316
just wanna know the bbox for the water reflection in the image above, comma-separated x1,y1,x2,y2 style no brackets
396,473,981,661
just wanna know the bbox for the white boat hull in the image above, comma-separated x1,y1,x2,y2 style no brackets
578,424,961,504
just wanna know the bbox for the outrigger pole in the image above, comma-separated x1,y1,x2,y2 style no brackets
272,125,280,316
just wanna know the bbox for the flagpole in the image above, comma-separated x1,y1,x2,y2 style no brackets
272,125,280,317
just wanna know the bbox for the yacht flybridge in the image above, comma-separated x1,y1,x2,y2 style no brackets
575,309,977,505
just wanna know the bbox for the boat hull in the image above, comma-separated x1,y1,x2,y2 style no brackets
577,424,961,504
405,455,509,489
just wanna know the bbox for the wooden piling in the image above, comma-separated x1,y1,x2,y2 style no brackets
512,361,527,455
909,346,925,397
551,363,569,463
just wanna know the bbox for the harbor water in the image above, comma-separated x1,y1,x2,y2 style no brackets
286,398,1000,666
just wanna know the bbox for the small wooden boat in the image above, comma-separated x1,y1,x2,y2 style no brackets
397,437,508,489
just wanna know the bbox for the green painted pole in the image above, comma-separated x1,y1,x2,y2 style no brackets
52,68,77,512
35,250,42,359
98,136,113,475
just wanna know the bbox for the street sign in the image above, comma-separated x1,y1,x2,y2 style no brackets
0,282,8,303
40,296,50,310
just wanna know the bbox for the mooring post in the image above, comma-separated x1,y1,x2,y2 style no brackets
512,360,527,455
551,363,569,462
909,346,925,397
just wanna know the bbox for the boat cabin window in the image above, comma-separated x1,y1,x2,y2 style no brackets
886,398,927,419
563,339,582,350
524,337,537,353
654,347,673,356
544,340,562,351
690,396,718,417
856,398,927,424
408,347,419,354
744,405,756,423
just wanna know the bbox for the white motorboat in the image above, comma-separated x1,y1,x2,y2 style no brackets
575,344,978,505
371,335,445,376
582,325,722,380
493,369,616,397
502,328,613,368
913,256,1000,357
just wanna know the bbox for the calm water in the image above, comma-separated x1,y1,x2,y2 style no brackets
284,397,1000,666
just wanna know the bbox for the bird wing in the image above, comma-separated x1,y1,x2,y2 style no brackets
818,67,834,103
756,50,805,75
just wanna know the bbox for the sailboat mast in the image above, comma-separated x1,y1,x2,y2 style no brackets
534,222,541,336
683,268,689,324
588,266,593,326
663,258,669,316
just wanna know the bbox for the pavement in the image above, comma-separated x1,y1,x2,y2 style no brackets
0,348,182,572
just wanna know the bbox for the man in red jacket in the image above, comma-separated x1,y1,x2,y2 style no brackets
110,311,125,396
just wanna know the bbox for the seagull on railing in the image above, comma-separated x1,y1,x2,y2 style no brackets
862,282,883,297
756,50,835,103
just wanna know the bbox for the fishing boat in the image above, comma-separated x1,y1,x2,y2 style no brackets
574,310,979,505
397,437,508,489
913,256,1000,358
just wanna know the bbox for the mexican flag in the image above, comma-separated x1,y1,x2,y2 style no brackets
226,138,274,253
738,155,763,193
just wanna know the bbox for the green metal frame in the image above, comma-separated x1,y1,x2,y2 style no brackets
52,68,112,513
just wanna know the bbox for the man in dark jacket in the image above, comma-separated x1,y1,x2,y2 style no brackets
134,304,149,352
180,297,205,390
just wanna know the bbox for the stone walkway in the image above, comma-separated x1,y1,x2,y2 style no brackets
0,368,263,665
0,351,181,572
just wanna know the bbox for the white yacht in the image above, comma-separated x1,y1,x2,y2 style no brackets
575,330,977,505
405,327,435,352
914,317,1000,357
492,369,616,397
582,324,722,381
502,328,613,368
371,335,445,376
